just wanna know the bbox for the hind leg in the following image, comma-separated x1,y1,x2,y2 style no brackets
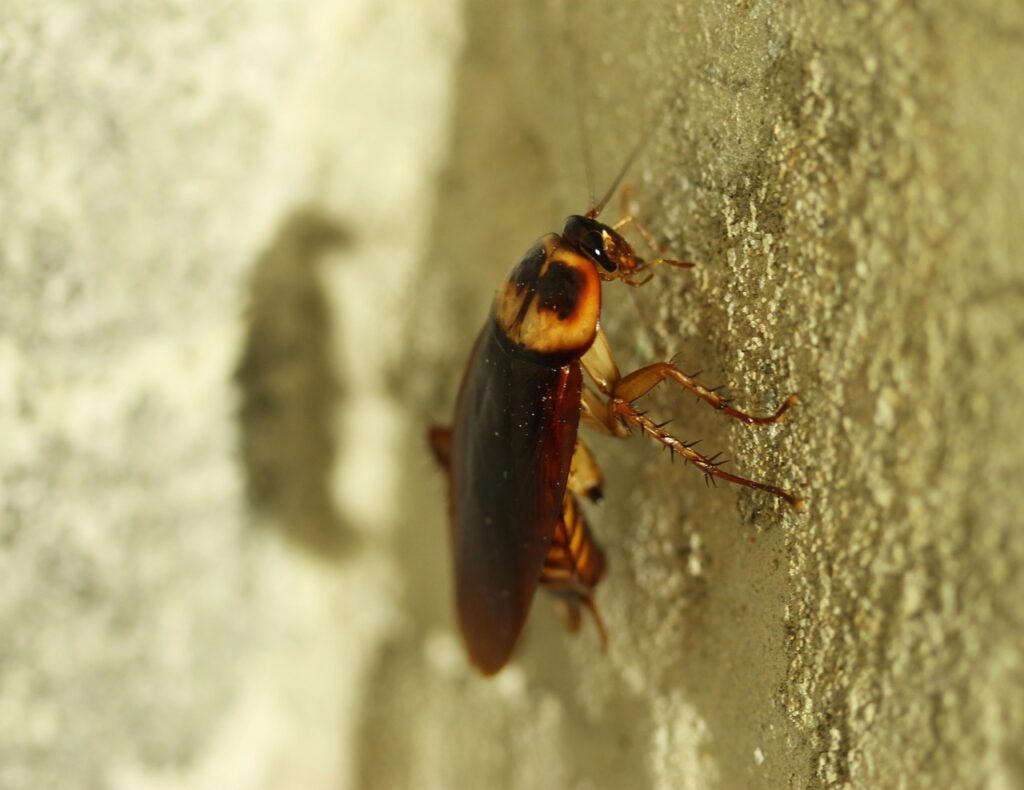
568,438,604,502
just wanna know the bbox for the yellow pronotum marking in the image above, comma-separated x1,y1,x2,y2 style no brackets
494,234,601,356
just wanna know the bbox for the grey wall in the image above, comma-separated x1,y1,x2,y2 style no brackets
2,1,1022,788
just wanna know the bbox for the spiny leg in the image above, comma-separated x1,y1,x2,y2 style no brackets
582,328,797,425
611,398,804,510
580,329,803,509
581,387,629,438
614,363,798,426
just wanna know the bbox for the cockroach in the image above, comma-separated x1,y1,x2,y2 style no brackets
428,140,803,676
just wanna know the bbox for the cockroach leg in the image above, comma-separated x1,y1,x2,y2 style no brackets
612,399,805,510
584,331,796,426
580,328,620,394
580,331,803,509
553,595,608,649
620,273,655,288
557,599,583,633
611,186,695,275
568,438,605,502
628,257,695,278
582,594,609,648
614,364,798,426
581,388,629,438
541,493,609,647
428,426,452,469
612,185,663,253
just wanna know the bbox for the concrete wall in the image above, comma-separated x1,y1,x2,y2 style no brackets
2,1,1022,788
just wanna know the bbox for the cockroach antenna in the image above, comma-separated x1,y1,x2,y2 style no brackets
561,0,596,209
561,0,668,219
587,134,647,218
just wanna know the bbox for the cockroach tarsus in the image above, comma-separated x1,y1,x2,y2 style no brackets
428,164,803,676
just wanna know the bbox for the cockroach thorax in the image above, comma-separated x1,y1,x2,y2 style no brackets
493,234,601,357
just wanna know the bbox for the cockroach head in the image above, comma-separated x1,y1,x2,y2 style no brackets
562,215,637,274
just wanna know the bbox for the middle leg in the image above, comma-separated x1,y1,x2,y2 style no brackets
582,328,797,425
579,329,803,509
615,364,798,426
568,437,605,502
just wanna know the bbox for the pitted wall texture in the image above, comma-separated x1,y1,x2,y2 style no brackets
377,1,1024,788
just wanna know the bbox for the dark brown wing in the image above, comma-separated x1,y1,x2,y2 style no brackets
448,319,582,674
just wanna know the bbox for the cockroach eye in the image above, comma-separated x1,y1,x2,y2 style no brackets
582,231,615,271
563,215,617,272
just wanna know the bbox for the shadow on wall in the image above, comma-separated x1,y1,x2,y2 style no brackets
235,208,355,558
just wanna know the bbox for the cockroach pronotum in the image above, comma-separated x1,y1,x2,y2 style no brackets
428,136,803,676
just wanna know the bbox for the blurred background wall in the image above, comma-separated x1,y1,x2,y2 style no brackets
0,1,462,787
2,1,1022,788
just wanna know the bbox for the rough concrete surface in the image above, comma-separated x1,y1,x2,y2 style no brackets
2,0,1023,789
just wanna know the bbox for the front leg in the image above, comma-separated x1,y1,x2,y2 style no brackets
614,364,798,425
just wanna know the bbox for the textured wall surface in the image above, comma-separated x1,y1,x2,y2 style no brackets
376,0,1024,788
2,0,1022,789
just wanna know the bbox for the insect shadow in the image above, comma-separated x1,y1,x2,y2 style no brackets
235,207,356,558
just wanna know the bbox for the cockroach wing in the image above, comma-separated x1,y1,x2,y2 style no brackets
448,321,582,674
